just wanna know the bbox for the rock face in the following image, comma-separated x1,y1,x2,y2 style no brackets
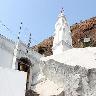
71,17,96,48
32,17,96,56
33,59,96,96
32,37,54,56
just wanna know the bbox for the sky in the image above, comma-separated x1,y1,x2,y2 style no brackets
0,0,96,46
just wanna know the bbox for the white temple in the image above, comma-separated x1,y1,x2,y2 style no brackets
41,9,96,69
39,10,96,96
52,9,72,55
1,9,96,96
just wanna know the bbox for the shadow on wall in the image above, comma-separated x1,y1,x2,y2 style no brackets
25,90,39,96
51,91,65,96
25,90,65,96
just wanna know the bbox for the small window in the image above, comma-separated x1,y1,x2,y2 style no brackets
83,38,91,47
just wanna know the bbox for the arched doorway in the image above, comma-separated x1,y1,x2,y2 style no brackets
17,57,31,72
17,57,32,90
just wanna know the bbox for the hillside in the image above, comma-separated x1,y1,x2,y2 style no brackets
32,17,96,56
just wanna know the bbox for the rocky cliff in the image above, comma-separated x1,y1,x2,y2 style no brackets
32,17,96,56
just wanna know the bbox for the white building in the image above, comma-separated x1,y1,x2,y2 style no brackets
52,9,72,55
0,34,42,90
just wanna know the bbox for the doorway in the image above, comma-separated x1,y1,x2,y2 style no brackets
17,57,32,90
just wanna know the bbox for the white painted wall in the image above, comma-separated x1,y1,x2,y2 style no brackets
41,47,96,69
0,35,42,69
0,67,27,96
0,35,14,69
0,48,13,68
53,41,72,55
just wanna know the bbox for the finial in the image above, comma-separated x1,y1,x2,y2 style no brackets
27,33,31,48
18,22,23,40
61,8,64,13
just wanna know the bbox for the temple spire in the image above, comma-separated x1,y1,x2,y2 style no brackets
52,9,72,55
12,22,22,69
61,8,64,13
